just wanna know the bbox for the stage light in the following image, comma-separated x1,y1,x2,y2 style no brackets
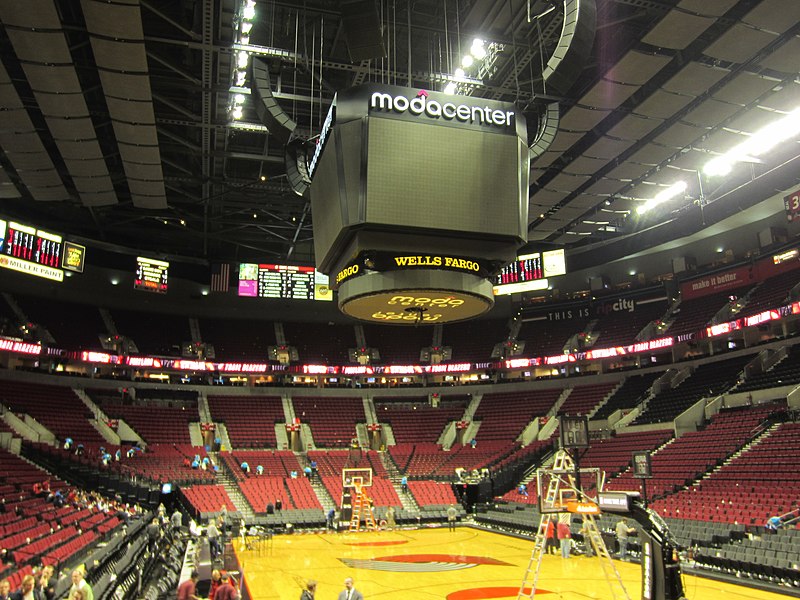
235,71,246,86
241,21,253,34
461,54,474,68
237,51,249,68
234,94,245,104
242,0,256,20
232,106,244,120
471,38,487,60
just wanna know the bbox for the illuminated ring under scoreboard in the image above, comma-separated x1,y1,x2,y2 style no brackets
338,270,494,324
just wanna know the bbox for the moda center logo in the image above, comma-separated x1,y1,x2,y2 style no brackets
369,89,515,128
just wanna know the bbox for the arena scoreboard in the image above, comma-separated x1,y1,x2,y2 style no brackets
238,263,332,301
309,83,529,324
493,249,566,296
134,257,169,293
0,218,64,282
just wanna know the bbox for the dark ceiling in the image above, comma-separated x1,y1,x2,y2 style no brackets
1,0,799,270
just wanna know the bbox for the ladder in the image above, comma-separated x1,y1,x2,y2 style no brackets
348,484,377,532
582,513,630,600
517,449,630,600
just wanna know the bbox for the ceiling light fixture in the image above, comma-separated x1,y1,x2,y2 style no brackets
636,180,687,215
704,106,800,177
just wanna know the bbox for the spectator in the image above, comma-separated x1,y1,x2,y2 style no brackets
36,567,55,600
212,574,236,600
616,518,635,560
147,517,161,553
12,574,42,600
327,508,337,531
177,571,200,600
400,476,408,492
303,465,312,478
69,570,93,600
220,505,229,534
207,519,221,559
171,509,183,533
386,506,396,530
337,577,362,600
208,571,221,600
579,522,594,557
446,504,457,532
545,517,558,555
275,498,282,511
557,518,571,558
240,461,250,474
766,515,782,533
518,483,528,497
0,579,11,600
256,465,264,475
300,580,316,600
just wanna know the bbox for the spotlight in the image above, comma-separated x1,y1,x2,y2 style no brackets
471,38,487,60
461,54,474,68
243,0,256,20
443,82,457,95
237,51,249,69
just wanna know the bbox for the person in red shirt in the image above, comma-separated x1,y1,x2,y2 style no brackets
177,571,199,600
207,571,221,600
212,574,237,600
557,518,572,558
545,518,558,555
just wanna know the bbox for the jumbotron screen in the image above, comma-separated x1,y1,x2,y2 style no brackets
134,257,169,293
493,249,566,295
0,218,64,282
238,263,332,301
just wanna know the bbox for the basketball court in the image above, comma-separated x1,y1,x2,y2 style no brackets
234,526,790,600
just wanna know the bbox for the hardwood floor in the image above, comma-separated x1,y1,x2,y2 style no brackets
233,526,793,600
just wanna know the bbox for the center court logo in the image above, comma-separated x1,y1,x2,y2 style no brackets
369,90,515,128
340,553,512,572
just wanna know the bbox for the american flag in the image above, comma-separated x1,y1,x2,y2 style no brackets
210,263,231,293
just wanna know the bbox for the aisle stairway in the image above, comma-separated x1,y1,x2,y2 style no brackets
213,454,255,520
380,452,419,512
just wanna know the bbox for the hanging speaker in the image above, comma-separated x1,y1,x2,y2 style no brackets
542,0,597,95
285,138,311,197
340,0,386,62
530,103,560,160
250,58,297,145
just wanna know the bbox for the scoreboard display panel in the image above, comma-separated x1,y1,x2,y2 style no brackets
493,249,566,295
134,257,169,293
238,263,332,301
0,219,64,282
495,252,543,285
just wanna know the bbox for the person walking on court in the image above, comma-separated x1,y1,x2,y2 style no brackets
337,578,363,600
616,518,635,560
557,517,571,558
300,580,316,600
446,504,457,531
